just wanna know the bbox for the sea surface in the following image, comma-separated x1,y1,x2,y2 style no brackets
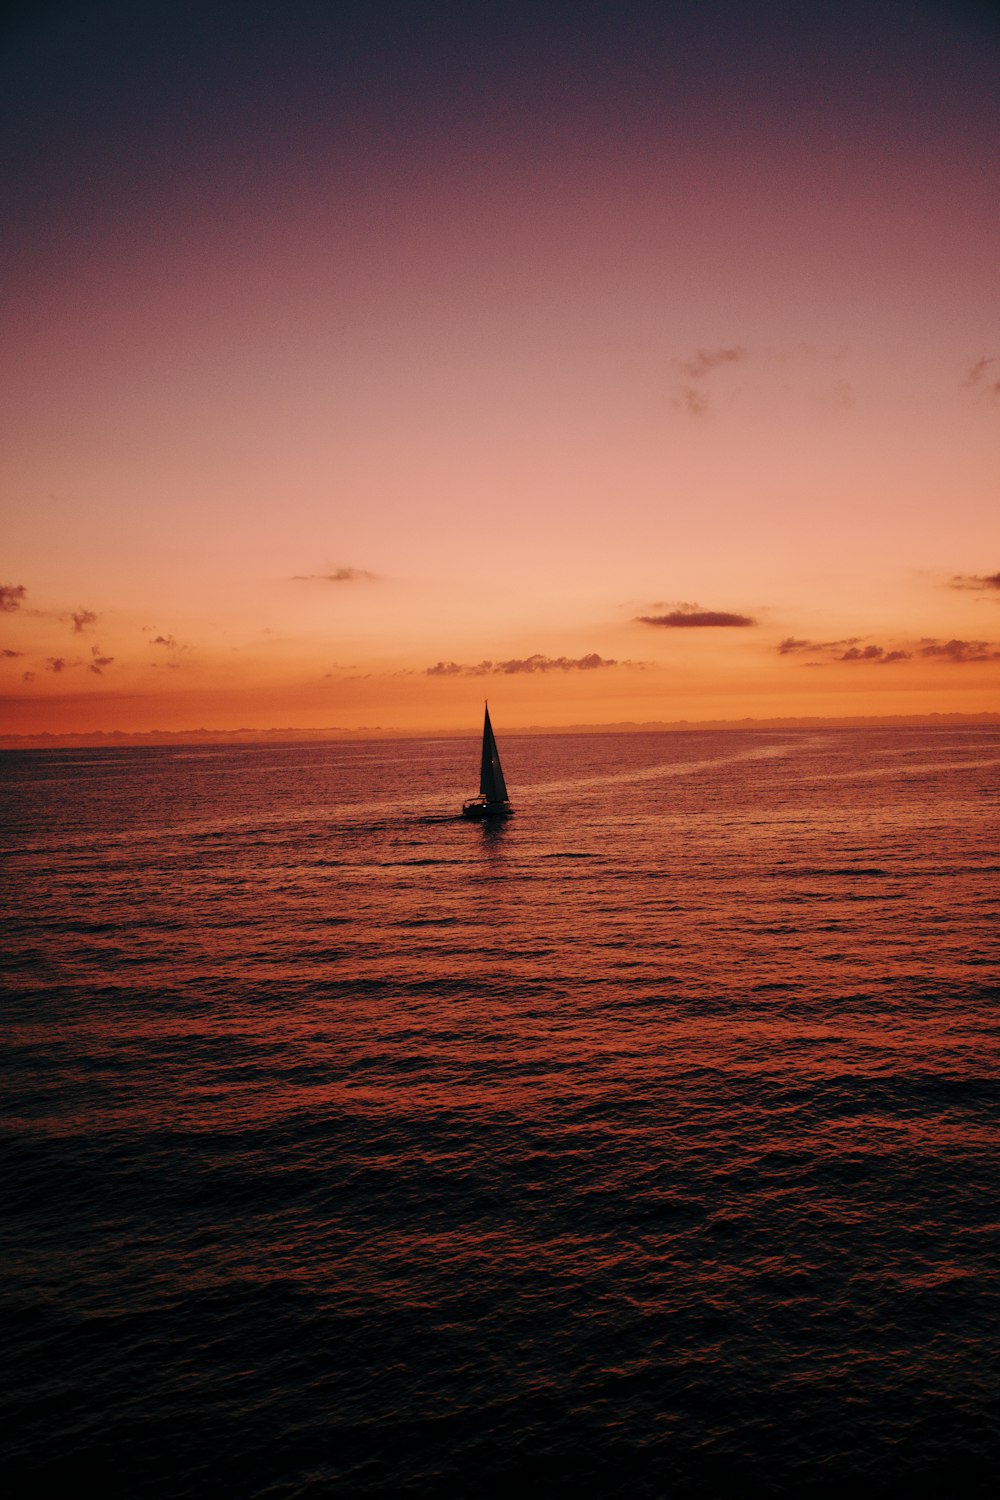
2,727,999,1498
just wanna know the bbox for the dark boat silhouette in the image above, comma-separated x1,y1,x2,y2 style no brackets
462,702,514,818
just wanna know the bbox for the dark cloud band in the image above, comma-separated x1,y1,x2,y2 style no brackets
427,653,623,677
919,638,1000,663
639,609,755,628
780,634,999,665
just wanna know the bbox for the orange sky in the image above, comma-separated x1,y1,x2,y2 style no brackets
2,0,998,736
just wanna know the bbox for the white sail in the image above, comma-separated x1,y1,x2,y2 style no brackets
479,703,509,803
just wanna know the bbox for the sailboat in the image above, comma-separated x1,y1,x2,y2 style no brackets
462,702,514,818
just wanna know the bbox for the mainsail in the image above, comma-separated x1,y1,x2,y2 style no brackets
479,703,509,803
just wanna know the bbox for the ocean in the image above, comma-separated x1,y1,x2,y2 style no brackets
2,727,998,1497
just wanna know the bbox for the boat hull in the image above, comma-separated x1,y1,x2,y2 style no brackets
462,799,514,819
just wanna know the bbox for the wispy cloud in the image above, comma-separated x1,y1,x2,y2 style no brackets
0,583,27,612
778,637,900,664
37,645,116,676
1,648,24,659
674,386,708,417
838,645,911,664
780,633,1000,665
89,646,114,675
962,356,1000,394
146,631,193,668
671,344,855,419
292,567,378,584
680,346,746,381
426,653,626,677
71,609,98,633
638,606,755,628
672,346,746,416
778,636,867,657
950,571,1000,593
918,637,1000,663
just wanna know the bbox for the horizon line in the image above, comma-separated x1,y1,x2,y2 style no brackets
2,709,999,751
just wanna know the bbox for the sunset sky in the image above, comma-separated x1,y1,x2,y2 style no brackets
2,0,998,736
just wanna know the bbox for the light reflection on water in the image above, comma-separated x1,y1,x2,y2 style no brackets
1,727,998,1498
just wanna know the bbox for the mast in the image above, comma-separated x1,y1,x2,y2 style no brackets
479,701,509,803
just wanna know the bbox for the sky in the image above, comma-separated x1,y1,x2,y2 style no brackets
2,0,998,736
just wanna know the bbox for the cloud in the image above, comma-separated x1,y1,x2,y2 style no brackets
37,646,117,676
950,571,1000,593
638,607,755,628
426,652,625,677
22,670,35,682
1,648,24,659
918,637,1000,663
962,356,1000,394
1,583,27,612
673,385,709,417
148,632,193,667
781,633,1000,666
292,567,378,583
779,636,911,664
426,661,473,676
497,652,618,674
777,635,863,654
680,346,746,381
71,609,98,633
839,645,911,664
672,347,747,416
671,344,854,420
89,646,114,675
